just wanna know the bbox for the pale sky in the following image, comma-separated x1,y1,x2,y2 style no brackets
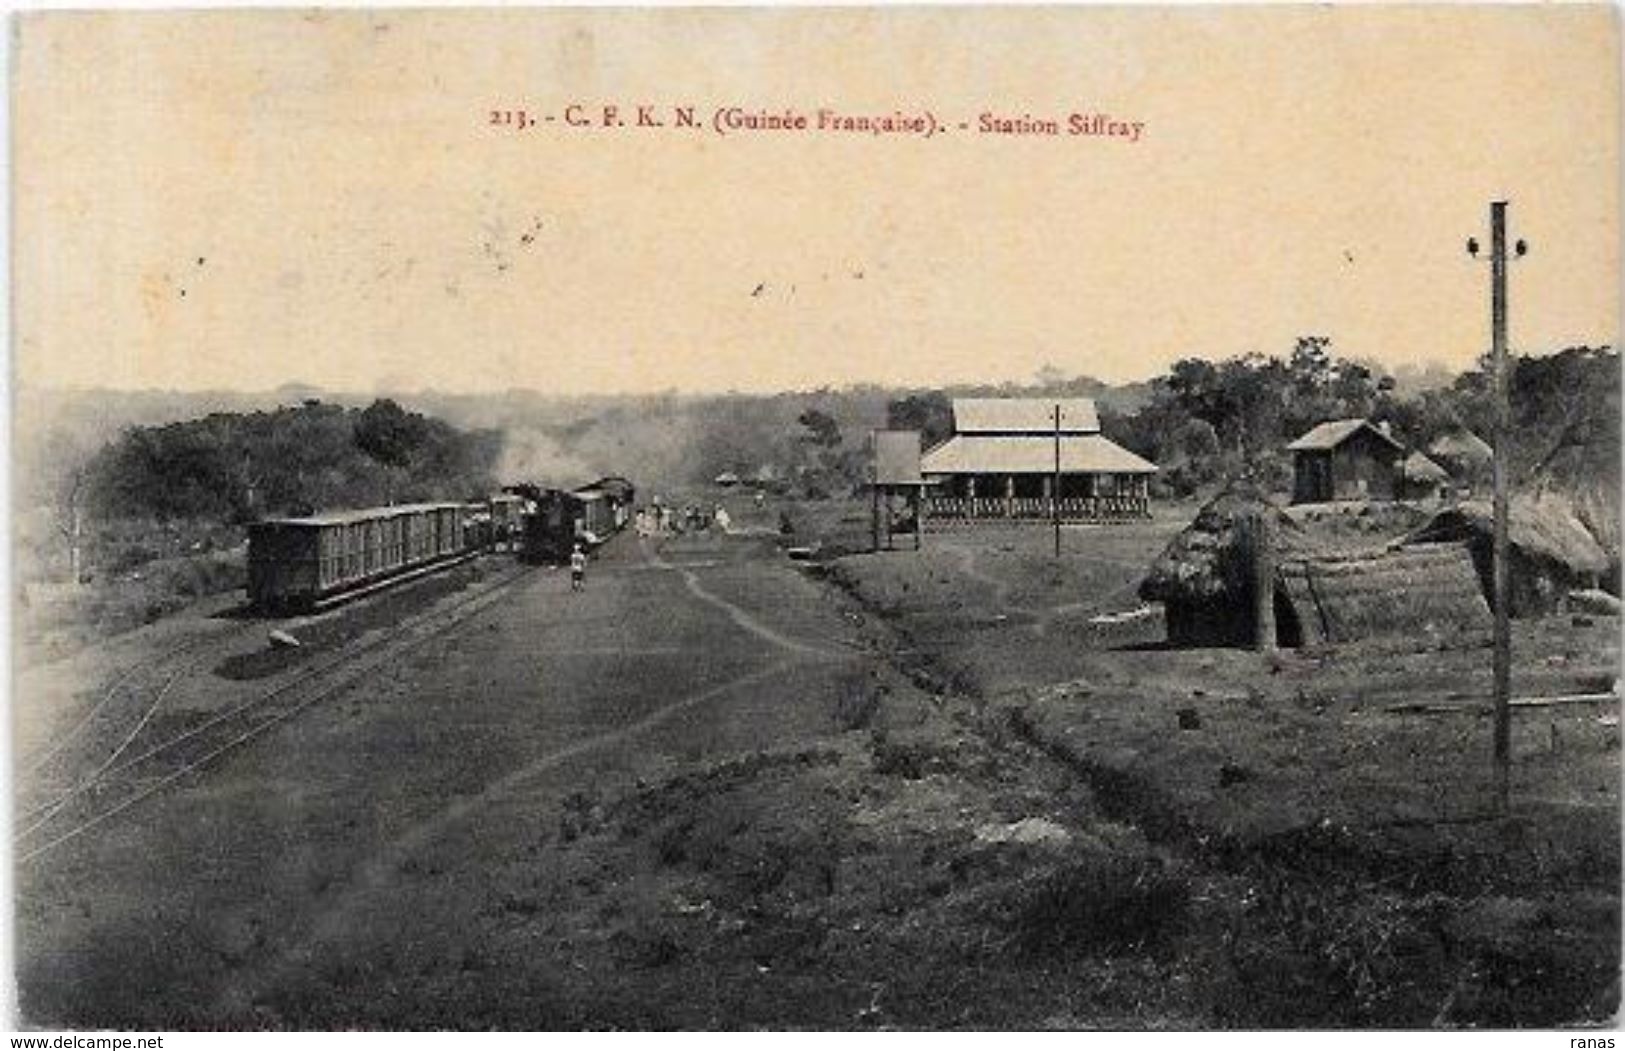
13,6,1620,394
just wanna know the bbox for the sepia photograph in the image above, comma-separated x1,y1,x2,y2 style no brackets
8,4,1621,1031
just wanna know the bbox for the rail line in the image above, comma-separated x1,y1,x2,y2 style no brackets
17,649,217,835
17,563,538,866
19,622,260,783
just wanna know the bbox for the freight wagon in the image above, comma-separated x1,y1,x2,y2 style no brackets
572,488,618,542
487,492,526,550
462,503,493,551
248,502,468,612
583,476,636,530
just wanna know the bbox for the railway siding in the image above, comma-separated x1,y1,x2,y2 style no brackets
16,559,534,866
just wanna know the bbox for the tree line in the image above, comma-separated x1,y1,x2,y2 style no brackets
887,340,1617,507
81,398,501,525
25,343,1616,586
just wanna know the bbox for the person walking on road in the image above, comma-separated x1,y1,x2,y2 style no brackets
570,543,587,592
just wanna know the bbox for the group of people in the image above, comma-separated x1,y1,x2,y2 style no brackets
573,497,752,593
632,501,734,538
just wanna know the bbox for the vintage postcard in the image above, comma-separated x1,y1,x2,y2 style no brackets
9,5,1620,1032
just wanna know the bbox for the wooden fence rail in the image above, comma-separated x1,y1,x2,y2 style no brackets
924,495,1150,523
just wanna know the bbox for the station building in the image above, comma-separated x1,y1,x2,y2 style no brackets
919,397,1156,522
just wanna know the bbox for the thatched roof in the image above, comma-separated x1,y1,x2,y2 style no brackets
1408,497,1609,575
1429,428,1493,465
1399,451,1450,484
1277,545,1491,646
1140,480,1331,604
1142,481,1494,647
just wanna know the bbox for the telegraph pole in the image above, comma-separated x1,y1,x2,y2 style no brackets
1469,201,1526,815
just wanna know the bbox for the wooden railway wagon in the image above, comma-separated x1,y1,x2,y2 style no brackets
248,502,468,612
488,493,526,550
573,488,618,542
463,503,493,551
584,476,636,530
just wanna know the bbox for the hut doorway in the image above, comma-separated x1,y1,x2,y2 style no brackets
1273,585,1304,649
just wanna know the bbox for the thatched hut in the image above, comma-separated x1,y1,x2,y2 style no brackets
1142,480,1494,648
1395,451,1451,502
1428,428,1493,492
1139,481,1317,647
1407,497,1611,616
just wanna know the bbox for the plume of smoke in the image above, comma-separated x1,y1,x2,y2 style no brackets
495,428,600,489
491,397,783,495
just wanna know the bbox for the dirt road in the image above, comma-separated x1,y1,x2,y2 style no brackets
16,529,867,1027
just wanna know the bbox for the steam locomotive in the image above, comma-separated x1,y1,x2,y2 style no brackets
506,477,637,564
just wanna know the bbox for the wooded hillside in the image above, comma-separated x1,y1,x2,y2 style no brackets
84,398,501,522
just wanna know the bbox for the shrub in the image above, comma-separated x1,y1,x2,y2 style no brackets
998,853,1191,958
834,672,883,731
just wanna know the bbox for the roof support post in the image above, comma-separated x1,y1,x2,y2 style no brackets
1251,511,1276,654
915,485,925,550
871,479,881,553
1053,403,1062,558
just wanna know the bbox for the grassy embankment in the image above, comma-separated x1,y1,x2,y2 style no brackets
803,497,1620,1027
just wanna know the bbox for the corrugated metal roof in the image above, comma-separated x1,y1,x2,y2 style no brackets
921,434,1156,475
952,398,1100,434
256,502,465,527
1286,418,1403,452
873,430,925,484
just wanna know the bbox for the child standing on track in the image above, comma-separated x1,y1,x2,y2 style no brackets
570,543,587,591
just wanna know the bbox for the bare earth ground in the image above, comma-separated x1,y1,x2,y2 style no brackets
14,493,1620,1028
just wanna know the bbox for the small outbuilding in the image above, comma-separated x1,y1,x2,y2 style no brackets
1407,497,1611,616
1428,428,1494,492
749,464,789,493
1139,481,1312,647
870,429,933,549
1286,418,1404,504
1395,451,1451,502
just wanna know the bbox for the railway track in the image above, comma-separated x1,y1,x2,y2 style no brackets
17,562,538,866
19,622,263,791
17,646,222,833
